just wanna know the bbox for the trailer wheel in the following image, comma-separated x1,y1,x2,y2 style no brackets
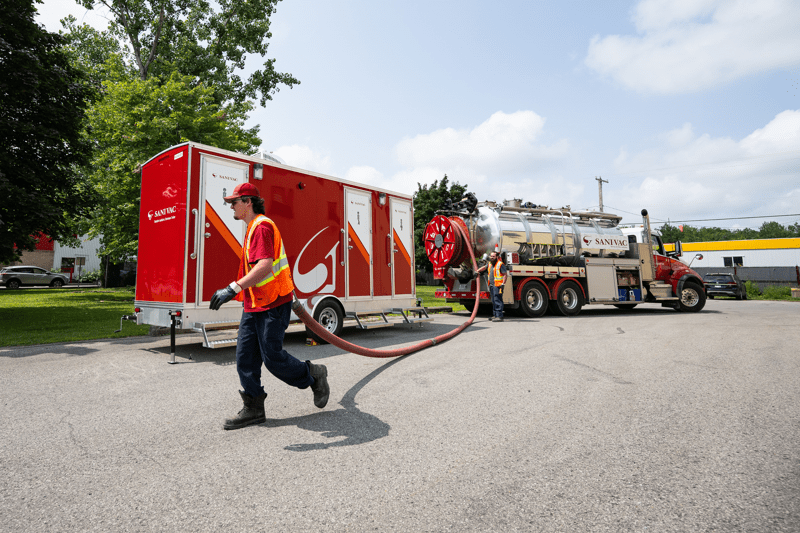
550,281,583,317
307,300,344,344
520,281,548,318
678,281,706,312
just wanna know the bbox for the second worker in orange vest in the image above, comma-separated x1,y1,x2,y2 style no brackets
210,182,330,430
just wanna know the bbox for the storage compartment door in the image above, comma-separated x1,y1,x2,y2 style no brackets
199,155,248,304
345,188,372,298
390,198,413,297
586,264,619,302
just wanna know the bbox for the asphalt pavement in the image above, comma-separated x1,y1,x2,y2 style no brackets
1,299,799,532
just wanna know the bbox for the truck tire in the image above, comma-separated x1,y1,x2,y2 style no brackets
307,300,344,344
678,281,706,312
460,299,492,316
550,281,583,317
520,281,548,318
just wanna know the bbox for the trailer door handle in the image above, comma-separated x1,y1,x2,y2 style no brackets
190,208,199,259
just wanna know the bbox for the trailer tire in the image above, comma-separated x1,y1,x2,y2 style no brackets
307,300,344,344
551,281,583,317
678,281,706,312
520,281,548,318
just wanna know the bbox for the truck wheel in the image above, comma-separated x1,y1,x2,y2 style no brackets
520,281,548,318
307,300,344,344
678,282,706,312
50,279,64,288
551,281,583,317
460,299,492,316
7,279,21,290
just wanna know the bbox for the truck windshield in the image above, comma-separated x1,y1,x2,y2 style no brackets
651,235,665,255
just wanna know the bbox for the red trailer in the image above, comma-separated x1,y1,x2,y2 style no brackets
134,142,428,348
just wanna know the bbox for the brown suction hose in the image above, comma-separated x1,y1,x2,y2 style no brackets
291,222,481,357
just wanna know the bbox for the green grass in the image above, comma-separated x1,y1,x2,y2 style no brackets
0,287,149,347
416,285,467,313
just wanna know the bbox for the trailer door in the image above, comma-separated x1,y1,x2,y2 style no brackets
345,188,372,298
198,155,249,304
391,198,414,296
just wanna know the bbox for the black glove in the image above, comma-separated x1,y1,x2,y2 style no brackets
210,286,237,310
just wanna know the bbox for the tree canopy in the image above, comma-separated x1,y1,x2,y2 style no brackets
81,71,261,260
413,176,468,273
0,0,96,264
58,0,298,261
71,0,298,107
659,221,800,244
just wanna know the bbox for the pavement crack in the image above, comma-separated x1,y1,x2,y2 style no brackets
552,355,633,385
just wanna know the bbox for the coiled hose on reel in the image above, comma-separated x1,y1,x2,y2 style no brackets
291,222,481,358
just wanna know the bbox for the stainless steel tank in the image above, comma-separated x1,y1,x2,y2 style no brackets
467,204,625,258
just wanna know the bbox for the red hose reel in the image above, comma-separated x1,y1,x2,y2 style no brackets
424,216,470,279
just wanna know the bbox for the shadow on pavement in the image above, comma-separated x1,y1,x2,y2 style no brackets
264,355,411,451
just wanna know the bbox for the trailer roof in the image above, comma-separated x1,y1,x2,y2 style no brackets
143,141,413,200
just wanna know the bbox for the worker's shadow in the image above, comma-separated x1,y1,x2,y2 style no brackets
264,355,408,451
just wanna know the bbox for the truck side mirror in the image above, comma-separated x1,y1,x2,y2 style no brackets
666,240,683,258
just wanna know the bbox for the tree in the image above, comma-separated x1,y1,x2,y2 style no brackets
413,176,468,273
58,0,298,261
0,0,96,264
82,71,261,260
71,0,298,107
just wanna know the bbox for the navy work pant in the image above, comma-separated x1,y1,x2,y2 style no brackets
490,284,504,318
236,301,313,398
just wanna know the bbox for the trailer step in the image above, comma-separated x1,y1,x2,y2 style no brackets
347,312,394,330
392,306,434,324
206,337,238,349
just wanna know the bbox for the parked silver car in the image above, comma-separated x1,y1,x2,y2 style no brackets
0,266,69,289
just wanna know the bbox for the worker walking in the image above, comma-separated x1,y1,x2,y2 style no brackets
209,182,330,430
476,248,508,322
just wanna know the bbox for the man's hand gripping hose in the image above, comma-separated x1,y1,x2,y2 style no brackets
292,222,481,358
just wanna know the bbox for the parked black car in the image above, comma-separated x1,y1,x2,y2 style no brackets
0,266,69,289
703,273,747,300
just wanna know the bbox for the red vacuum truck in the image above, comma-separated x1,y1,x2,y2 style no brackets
425,194,706,317
132,142,430,348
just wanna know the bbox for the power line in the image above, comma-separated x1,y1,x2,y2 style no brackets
667,213,800,223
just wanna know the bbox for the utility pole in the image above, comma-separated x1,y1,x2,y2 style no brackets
596,176,608,212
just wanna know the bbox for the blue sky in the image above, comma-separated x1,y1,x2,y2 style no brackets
37,0,800,228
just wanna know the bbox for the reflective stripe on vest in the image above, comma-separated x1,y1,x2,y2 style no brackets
246,216,290,286
493,260,505,287
240,215,294,306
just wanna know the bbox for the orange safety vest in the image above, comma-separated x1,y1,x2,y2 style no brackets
492,259,505,287
236,215,294,307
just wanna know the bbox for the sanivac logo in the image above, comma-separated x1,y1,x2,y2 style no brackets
148,205,178,223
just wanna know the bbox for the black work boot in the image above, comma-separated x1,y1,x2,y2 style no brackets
223,390,267,430
307,361,330,408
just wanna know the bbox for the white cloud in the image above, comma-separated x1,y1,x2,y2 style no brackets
396,111,568,175
612,109,800,224
585,0,800,93
391,111,570,203
272,145,333,175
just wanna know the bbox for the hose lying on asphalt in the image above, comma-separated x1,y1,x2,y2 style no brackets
291,222,481,358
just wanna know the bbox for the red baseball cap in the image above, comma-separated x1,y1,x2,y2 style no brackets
224,182,260,201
